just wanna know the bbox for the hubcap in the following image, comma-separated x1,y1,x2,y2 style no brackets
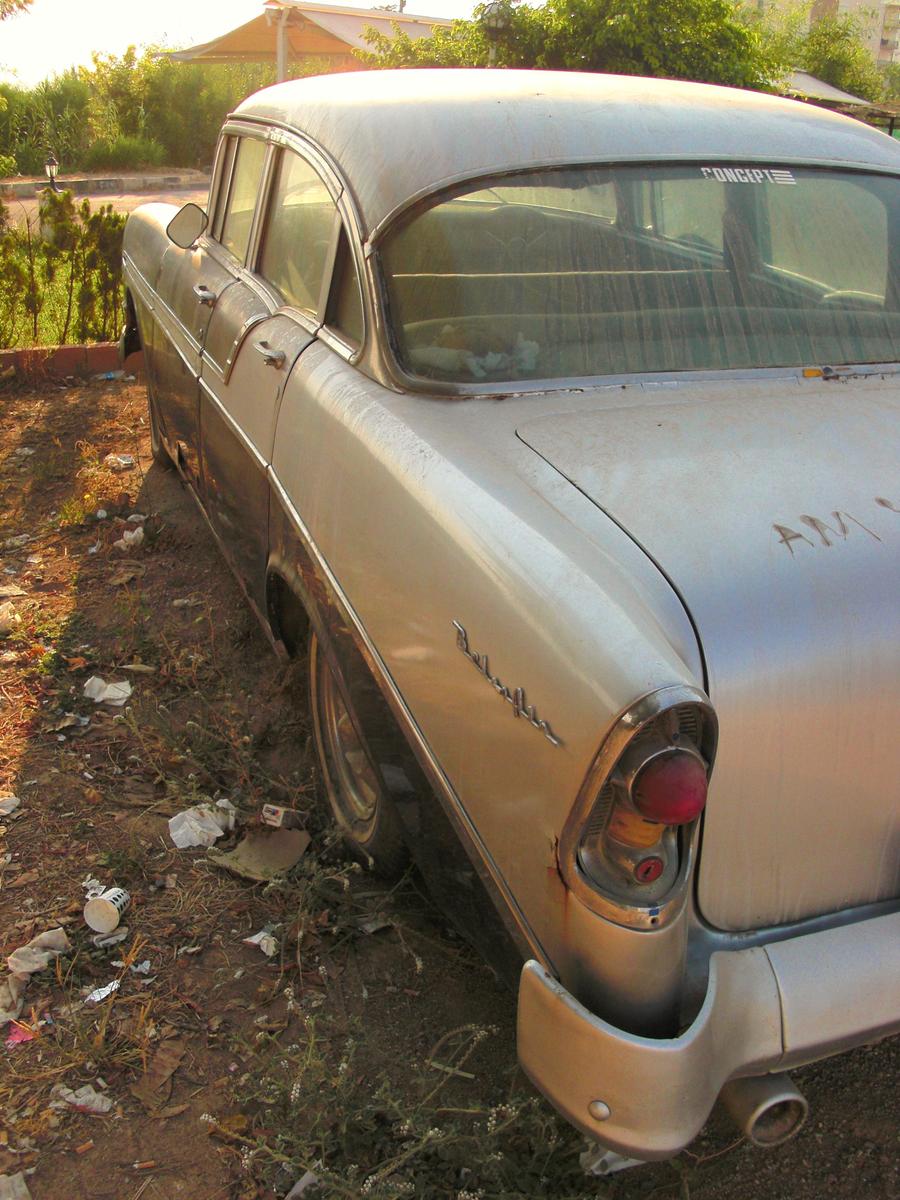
318,655,380,833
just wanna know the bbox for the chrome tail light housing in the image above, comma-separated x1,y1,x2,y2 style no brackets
560,686,718,929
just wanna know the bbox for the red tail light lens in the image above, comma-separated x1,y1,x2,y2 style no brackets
631,750,707,824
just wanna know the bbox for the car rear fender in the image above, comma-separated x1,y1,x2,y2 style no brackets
265,502,526,981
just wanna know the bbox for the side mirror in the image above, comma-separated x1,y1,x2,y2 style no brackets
166,203,208,249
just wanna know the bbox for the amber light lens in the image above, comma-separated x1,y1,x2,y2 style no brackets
632,751,707,824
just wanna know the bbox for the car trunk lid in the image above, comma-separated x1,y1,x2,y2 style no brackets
518,376,900,932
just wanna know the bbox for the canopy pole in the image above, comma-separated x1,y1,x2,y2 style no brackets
276,8,289,82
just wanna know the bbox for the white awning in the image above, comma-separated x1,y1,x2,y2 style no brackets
785,70,869,108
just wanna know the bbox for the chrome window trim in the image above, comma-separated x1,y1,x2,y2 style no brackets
559,684,718,931
267,468,553,973
317,324,362,365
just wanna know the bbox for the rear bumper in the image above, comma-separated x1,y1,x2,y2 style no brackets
517,910,900,1160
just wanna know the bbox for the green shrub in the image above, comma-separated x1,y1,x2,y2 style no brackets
83,134,165,171
0,190,125,348
0,152,15,176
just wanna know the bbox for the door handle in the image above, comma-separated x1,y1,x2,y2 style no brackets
254,340,286,369
192,284,217,306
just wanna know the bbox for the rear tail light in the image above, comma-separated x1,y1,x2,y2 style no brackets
575,700,715,912
628,746,708,825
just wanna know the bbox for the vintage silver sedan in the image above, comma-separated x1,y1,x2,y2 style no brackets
121,69,900,1166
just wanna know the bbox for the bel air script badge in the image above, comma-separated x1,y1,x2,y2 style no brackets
452,621,562,746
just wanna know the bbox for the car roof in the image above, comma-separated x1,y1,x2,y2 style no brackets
233,69,900,239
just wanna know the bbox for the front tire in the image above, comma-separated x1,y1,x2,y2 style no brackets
308,631,408,877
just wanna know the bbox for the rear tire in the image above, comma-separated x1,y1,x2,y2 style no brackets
309,631,408,877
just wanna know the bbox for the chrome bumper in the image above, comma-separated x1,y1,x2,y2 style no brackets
517,910,900,1160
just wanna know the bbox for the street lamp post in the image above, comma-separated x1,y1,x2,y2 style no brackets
44,153,59,193
481,0,511,67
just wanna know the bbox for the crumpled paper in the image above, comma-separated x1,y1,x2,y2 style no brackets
7,928,71,975
83,675,132,705
0,1171,33,1200
103,453,135,472
112,526,144,552
168,799,237,849
0,928,71,1026
243,928,278,957
84,980,120,1004
0,601,20,637
50,1083,113,1114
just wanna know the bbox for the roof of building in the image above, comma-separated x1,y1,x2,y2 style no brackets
234,69,900,238
170,1,451,66
785,70,870,107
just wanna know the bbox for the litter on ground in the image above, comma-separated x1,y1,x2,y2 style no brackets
286,1172,320,1198
208,826,310,882
50,1083,114,1115
112,526,144,552
0,1172,32,1200
168,799,237,849
103,452,136,471
0,601,20,636
91,927,129,949
242,929,278,957
4,1023,38,1048
130,1039,185,1112
84,980,120,1004
0,928,71,1026
83,675,132,706
0,795,21,817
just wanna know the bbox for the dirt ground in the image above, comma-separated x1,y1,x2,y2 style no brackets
0,375,896,1200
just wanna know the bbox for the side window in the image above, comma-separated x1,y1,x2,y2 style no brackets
651,178,725,253
210,137,237,241
325,227,364,347
220,137,267,263
259,150,338,316
763,177,887,297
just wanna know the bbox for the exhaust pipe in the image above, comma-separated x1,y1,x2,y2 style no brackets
719,1073,809,1147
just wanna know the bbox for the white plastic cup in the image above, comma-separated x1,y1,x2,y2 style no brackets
84,887,131,934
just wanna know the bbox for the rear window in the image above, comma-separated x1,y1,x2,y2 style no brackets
380,164,900,384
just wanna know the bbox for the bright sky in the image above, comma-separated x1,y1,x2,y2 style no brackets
0,0,475,86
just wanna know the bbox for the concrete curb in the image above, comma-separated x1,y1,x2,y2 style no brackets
0,341,127,380
0,173,209,200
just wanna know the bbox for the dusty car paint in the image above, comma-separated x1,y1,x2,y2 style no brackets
121,69,900,1162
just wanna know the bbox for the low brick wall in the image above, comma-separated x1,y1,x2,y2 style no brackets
0,342,144,381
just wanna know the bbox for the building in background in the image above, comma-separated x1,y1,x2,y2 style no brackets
170,0,453,80
809,0,899,64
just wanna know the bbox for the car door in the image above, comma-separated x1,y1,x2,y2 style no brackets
151,135,267,488
200,145,343,612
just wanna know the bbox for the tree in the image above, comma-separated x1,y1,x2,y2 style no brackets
360,0,782,91
798,14,885,102
0,0,31,19
882,62,900,102
748,4,887,103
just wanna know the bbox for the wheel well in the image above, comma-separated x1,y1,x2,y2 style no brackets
266,572,310,658
122,289,142,357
